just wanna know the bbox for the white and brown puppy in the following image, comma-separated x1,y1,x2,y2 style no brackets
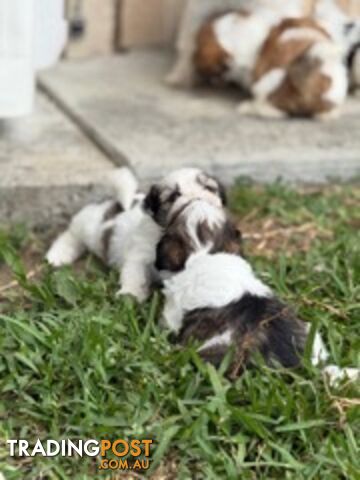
46,167,227,302
157,203,359,384
195,11,348,118
167,0,303,88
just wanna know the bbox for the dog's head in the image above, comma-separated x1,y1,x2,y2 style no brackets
154,199,242,274
144,168,227,226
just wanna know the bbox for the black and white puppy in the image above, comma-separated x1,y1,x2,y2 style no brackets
157,200,359,385
46,167,227,302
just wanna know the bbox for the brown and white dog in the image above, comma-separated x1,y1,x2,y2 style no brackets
194,12,348,118
167,0,303,88
243,17,348,118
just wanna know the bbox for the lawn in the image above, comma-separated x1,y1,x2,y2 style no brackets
0,182,359,479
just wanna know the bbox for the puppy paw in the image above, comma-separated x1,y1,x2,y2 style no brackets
46,246,74,267
116,286,149,303
238,100,286,119
46,231,83,267
315,108,341,122
165,68,197,89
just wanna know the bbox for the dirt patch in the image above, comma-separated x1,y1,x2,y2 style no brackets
235,212,333,258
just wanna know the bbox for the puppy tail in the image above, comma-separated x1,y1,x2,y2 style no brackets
108,167,139,210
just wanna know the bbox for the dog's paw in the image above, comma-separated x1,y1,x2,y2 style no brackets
116,286,149,303
46,247,72,267
46,232,83,267
237,100,286,119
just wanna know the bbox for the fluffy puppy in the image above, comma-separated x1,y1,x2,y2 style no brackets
158,214,359,384
240,17,348,119
46,167,160,301
166,0,303,88
46,167,227,301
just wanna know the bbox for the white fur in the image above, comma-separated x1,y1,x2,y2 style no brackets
214,12,277,89
163,252,272,333
280,27,326,43
308,326,330,366
252,68,286,99
198,329,233,352
184,200,226,249
315,0,360,89
323,365,360,387
161,168,223,208
309,41,348,105
46,199,160,302
46,167,160,301
108,167,139,211
238,99,286,118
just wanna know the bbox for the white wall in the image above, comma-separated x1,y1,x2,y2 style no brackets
0,0,67,118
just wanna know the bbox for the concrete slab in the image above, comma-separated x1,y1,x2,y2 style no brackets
0,93,116,227
40,49,360,184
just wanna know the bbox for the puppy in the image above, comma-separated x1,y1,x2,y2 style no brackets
166,0,303,88
242,17,348,119
196,11,348,119
46,167,227,301
157,206,359,384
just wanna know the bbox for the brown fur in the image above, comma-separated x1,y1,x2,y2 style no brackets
254,18,334,116
103,201,123,222
254,18,330,81
193,19,230,82
193,9,249,82
269,57,333,116
155,217,242,273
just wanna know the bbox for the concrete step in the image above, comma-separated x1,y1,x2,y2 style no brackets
40,49,360,184
0,93,117,228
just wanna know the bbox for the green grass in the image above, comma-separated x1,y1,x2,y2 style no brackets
0,183,359,479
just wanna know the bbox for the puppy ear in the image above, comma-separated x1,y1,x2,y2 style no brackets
155,234,189,272
144,186,161,217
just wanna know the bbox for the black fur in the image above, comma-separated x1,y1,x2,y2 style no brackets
346,41,360,70
179,294,307,375
144,186,161,218
155,233,190,272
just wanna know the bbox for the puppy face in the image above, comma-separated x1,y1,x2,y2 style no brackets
155,199,242,274
144,168,227,226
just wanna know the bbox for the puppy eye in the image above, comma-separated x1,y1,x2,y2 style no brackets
204,184,218,194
